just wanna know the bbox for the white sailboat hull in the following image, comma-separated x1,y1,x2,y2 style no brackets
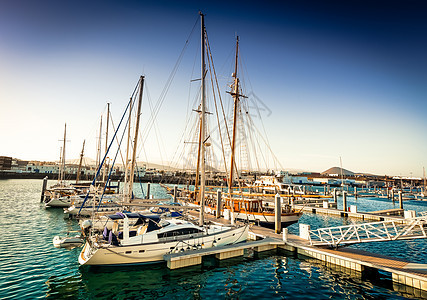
232,211,301,228
79,225,249,266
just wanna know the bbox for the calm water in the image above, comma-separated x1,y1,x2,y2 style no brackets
0,179,426,299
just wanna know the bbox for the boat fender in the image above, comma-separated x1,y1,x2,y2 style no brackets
82,219,92,229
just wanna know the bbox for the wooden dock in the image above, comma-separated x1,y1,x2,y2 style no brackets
293,204,406,222
164,211,427,296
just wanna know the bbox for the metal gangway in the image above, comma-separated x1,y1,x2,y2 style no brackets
304,214,427,248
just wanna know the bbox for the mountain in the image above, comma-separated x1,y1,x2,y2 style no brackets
321,167,355,176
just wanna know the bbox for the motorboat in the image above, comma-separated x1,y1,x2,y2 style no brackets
78,212,248,265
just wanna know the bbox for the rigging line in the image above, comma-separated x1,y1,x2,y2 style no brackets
250,114,284,170
168,93,199,170
78,78,137,214
108,109,126,167
246,111,268,170
140,84,166,167
248,83,275,168
206,35,229,178
205,32,233,168
97,111,130,211
135,161,146,198
140,18,198,147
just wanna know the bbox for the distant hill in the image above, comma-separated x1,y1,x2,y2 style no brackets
321,167,355,176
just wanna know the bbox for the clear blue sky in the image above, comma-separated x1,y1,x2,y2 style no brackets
1,0,426,177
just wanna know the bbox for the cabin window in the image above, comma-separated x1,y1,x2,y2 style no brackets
125,251,132,254
157,228,203,239
139,250,145,253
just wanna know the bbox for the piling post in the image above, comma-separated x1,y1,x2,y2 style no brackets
216,189,222,218
117,180,120,194
283,228,288,242
173,185,178,202
398,191,403,209
275,193,281,234
146,182,151,199
333,188,337,203
343,191,348,212
391,189,395,200
324,185,327,195
354,186,357,199
40,176,48,203
386,187,390,199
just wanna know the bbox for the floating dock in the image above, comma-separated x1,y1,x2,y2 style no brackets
293,205,407,222
164,211,427,296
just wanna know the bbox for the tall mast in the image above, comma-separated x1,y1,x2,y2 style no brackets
96,116,102,173
128,76,144,202
123,97,133,201
76,140,85,184
229,37,240,192
199,11,206,226
59,123,67,182
102,103,110,182
228,37,241,225
423,167,426,194
340,156,344,190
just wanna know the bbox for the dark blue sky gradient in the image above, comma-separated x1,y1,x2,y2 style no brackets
0,0,426,175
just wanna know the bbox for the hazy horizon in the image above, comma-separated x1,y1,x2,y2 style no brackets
1,0,426,177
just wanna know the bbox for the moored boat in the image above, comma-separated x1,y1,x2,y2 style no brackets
79,212,248,265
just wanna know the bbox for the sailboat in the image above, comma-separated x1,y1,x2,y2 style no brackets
182,35,302,228
44,123,84,207
79,21,249,265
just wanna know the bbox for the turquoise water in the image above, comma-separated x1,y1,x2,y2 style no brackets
0,179,426,299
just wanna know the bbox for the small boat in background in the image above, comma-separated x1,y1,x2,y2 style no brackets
53,234,84,249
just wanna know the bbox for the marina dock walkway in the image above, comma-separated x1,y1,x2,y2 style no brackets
167,210,427,295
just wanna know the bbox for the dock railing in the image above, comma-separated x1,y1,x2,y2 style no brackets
304,215,427,247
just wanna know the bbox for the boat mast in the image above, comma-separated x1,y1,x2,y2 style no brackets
228,36,241,225
340,156,344,190
76,140,85,184
102,103,110,182
128,76,145,202
199,11,206,226
96,116,102,174
423,167,426,195
123,97,133,202
59,123,67,183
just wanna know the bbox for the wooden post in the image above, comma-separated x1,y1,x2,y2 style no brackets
40,176,48,203
343,191,347,212
146,182,151,199
386,187,390,199
391,189,395,200
117,180,120,193
333,188,337,203
398,191,403,209
354,186,357,199
216,189,222,218
275,193,281,234
324,185,327,196
173,185,177,202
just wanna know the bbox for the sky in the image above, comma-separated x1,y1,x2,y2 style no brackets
0,0,426,177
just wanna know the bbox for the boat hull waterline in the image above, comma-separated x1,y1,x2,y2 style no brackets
79,225,249,265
